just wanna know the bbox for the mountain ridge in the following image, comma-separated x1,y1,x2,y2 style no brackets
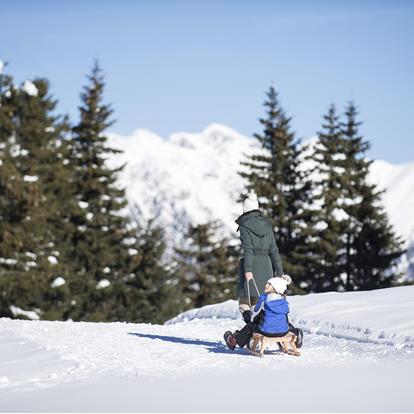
106,123,414,278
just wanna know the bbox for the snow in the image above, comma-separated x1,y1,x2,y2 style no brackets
106,124,414,279
78,200,89,209
21,80,38,97
9,306,39,321
368,159,414,243
50,277,65,288
331,207,350,221
23,175,38,182
0,286,414,411
47,256,58,265
107,124,260,248
0,257,17,265
96,279,110,289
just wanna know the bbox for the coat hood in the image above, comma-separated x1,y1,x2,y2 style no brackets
236,210,270,238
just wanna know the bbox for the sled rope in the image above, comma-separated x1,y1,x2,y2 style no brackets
246,276,261,308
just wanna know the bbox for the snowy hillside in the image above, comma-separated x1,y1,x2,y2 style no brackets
107,124,414,275
1,286,414,411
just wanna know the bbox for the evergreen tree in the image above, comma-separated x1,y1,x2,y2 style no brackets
68,61,134,321
339,102,404,290
239,85,315,292
307,104,350,291
0,66,75,319
174,221,237,309
123,213,183,323
310,102,405,291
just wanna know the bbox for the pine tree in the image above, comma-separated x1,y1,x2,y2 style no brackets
339,102,404,290
239,85,315,292
307,104,350,291
0,66,75,319
174,221,237,309
310,102,405,291
122,213,183,323
68,61,134,321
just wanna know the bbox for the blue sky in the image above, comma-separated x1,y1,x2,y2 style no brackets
3,0,414,162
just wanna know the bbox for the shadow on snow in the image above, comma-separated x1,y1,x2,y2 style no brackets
128,332,242,355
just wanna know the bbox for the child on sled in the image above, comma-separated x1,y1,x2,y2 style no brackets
224,276,303,351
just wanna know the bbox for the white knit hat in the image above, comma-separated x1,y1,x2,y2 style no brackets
243,193,259,213
267,277,288,295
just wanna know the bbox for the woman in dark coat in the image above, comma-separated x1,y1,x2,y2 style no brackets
236,193,284,322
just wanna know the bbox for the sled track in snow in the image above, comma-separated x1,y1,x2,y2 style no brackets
290,316,414,350
168,314,414,351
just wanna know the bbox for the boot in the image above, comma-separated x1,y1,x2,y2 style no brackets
224,331,237,350
295,328,304,349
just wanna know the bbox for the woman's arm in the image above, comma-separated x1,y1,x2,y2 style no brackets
268,230,284,276
240,226,254,277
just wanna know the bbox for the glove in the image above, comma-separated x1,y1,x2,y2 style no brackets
242,310,252,324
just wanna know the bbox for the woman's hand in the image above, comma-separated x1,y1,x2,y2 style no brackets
245,272,253,281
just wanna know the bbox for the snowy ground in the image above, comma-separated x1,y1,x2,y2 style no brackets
1,286,414,412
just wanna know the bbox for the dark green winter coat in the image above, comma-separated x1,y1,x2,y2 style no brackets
236,210,283,298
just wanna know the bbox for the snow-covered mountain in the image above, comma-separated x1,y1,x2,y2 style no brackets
107,124,414,276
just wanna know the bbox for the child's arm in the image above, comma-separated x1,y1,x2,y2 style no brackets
250,294,266,322
254,294,266,312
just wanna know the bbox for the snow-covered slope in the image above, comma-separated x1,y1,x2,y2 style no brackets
167,285,414,349
1,286,414,411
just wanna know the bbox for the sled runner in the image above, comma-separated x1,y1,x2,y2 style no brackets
247,332,300,357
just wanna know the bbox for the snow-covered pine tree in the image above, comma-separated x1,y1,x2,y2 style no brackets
68,61,134,321
307,104,350,291
239,85,314,292
339,101,405,290
174,222,237,309
0,66,24,317
0,67,74,319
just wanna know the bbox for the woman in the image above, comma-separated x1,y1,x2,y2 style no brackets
236,193,284,323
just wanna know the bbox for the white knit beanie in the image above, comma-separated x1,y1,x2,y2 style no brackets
267,277,288,295
243,193,259,213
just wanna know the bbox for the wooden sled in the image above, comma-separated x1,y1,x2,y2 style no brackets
247,332,301,357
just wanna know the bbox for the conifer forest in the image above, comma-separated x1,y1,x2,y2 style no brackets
0,62,405,323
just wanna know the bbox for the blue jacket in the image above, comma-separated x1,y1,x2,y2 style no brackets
254,293,289,334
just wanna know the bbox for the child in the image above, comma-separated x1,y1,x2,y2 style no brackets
224,276,303,350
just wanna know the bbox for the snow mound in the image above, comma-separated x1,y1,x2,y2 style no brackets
165,300,240,324
167,285,414,349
